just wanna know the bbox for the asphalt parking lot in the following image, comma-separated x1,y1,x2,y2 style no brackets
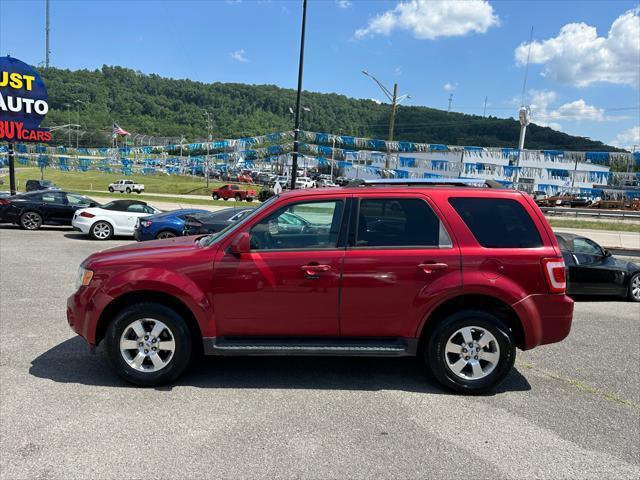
1,226,639,479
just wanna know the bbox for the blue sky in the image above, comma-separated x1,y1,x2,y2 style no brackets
1,0,638,149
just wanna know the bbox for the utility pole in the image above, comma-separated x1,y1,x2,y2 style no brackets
448,94,453,113
8,142,16,195
362,70,409,170
204,110,212,188
290,0,308,190
483,96,488,117
45,0,50,67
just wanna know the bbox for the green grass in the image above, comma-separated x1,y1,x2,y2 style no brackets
13,168,257,196
547,218,640,233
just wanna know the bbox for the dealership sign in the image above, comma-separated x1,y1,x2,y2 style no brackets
0,56,51,142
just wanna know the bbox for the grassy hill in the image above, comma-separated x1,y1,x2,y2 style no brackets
39,65,620,152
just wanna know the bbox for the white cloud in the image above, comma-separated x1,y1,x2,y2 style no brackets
336,0,352,8
525,89,618,131
394,66,403,75
230,49,249,63
515,8,640,87
611,126,640,150
369,98,383,105
355,0,499,40
443,82,458,92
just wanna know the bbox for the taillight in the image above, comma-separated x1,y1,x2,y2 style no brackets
79,212,95,218
542,258,566,294
140,220,152,228
0,199,9,206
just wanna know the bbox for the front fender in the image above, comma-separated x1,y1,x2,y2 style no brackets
100,267,212,335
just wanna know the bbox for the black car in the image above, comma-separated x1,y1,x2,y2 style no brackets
25,179,59,192
556,232,640,301
183,207,254,236
0,190,99,230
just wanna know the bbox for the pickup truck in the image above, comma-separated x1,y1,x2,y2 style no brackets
212,184,256,202
108,179,144,194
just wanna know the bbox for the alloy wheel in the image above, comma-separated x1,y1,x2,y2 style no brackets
119,319,176,373
444,326,500,380
632,275,640,300
21,212,42,230
157,231,176,239
92,222,112,240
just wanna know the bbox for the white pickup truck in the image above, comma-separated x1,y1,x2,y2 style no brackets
108,179,145,194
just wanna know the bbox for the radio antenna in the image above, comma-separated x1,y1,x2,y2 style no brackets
520,26,534,106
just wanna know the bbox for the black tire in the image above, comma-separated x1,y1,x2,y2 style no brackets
235,194,241,202
156,230,177,240
105,303,193,387
425,310,515,394
20,211,43,230
245,197,253,202
629,273,640,302
212,193,220,201
108,186,114,193
90,220,113,240
126,187,132,194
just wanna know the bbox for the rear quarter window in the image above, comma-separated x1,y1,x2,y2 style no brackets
449,197,542,248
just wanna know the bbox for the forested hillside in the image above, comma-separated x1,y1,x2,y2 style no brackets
39,66,620,151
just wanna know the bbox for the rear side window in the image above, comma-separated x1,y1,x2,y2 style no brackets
449,197,542,248
356,198,451,248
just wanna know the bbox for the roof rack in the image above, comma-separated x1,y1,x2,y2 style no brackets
345,178,503,188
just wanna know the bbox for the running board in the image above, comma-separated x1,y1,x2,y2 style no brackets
203,337,418,357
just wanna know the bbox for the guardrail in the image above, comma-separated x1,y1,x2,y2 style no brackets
541,207,640,221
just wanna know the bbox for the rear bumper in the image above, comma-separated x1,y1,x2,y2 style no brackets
512,294,574,350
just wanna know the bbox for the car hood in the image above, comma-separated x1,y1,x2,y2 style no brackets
84,234,208,267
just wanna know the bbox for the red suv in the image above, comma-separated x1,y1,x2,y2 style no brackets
67,180,573,393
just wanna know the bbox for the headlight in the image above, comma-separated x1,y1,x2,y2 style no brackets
75,266,94,290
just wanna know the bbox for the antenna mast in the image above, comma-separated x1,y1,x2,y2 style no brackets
45,0,50,67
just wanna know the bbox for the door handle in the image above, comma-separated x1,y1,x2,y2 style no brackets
301,264,332,276
417,262,448,274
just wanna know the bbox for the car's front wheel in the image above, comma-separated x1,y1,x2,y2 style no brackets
108,186,114,193
212,193,220,200
156,230,176,239
105,303,193,387
629,273,640,302
126,187,132,194
90,221,113,240
425,310,515,394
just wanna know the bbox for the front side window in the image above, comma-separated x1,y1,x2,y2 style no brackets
355,198,450,248
41,192,66,204
449,197,542,248
66,194,91,206
573,238,602,256
249,200,344,250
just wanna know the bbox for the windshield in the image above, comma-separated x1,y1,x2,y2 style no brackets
200,195,279,247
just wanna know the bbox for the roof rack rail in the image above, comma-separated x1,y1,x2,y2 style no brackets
345,178,503,188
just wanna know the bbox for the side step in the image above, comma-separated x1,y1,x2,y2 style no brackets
203,337,418,357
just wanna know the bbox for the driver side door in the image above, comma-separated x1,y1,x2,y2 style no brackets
212,196,348,336
570,237,618,294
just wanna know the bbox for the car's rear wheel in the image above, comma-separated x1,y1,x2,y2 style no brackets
126,187,132,194
629,273,640,302
105,303,192,387
156,230,177,239
425,310,515,394
20,211,43,230
108,186,114,193
212,193,220,200
90,221,113,240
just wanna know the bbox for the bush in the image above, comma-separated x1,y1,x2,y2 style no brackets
258,189,275,202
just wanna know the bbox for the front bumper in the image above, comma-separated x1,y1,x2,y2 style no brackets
67,286,112,345
512,294,574,350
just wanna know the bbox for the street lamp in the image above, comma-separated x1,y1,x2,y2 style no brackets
361,70,410,169
74,99,85,148
290,0,308,190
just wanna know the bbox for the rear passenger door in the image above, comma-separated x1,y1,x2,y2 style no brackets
339,194,461,338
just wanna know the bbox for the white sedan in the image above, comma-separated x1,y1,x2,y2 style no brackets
72,200,160,240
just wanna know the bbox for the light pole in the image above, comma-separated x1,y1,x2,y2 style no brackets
514,106,530,188
74,99,85,148
290,0,308,190
289,106,310,176
64,104,72,148
362,70,410,169
204,110,212,188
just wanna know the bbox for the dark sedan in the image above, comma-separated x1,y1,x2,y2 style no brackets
556,232,640,301
183,208,254,236
0,190,99,230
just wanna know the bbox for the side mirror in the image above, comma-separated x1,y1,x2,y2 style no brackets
603,249,612,257
230,232,251,256
88,202,98,208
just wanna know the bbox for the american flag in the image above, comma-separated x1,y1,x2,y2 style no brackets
112,123,131,136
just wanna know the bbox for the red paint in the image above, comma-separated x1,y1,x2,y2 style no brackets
212,184,257,200
67,186,573,351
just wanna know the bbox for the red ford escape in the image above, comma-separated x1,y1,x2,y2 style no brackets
67,179,573,393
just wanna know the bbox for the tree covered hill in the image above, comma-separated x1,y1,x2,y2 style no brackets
39,65,620,151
